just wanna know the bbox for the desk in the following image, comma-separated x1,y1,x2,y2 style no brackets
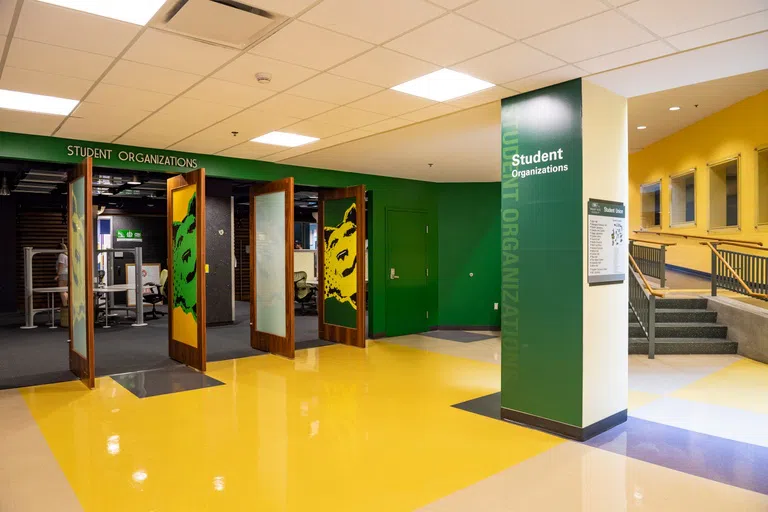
94,285,135,328
32,286,67,329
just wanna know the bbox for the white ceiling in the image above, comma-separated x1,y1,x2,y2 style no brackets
0,0,766,182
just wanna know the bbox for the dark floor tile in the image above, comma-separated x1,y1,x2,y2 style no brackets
295,339,335,350
452,392,501,420
421,330,496,343
111,365,224,398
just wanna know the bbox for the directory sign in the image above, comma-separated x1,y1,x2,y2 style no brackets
587,199,626,285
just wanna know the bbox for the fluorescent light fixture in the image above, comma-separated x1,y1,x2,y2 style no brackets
669,106,680,111
127,175,141,185
38,0,166,25
0,89,78,116
391,69,494,102
637,125,647,130
251,132,319,147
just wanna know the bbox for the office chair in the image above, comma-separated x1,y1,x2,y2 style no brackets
294,271,317,315
143,269,168,320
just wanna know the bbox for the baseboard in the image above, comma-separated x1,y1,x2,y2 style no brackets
666,263,711,279
370,331,387,339
437,325,500,331
500,407,627,442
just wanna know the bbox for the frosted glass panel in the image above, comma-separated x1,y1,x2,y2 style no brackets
255,191,286,337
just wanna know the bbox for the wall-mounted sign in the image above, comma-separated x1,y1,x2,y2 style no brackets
587,199,626,285
116,229,143,242
67,145,198,168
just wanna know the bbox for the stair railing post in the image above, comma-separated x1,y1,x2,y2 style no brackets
648,295,656,359
659,244,666,288
711,242,718,297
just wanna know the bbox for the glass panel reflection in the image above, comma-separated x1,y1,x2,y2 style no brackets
255,191,286,337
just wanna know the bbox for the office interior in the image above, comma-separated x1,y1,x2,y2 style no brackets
0,158,364,389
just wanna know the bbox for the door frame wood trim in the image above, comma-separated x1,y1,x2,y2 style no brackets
318,185,366,348
249,177,295,358
167,169,207,371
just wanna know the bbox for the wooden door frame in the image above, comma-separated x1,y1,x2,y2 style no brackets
68,157,95,388
249,177,295,358
167,169,207,371
318,185,366,348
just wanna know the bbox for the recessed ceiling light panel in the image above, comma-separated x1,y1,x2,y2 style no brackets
0,89,78,116
637,125,647,130
38,0,166,25
391,69,494,102
251,132,319,147
669,106,681,111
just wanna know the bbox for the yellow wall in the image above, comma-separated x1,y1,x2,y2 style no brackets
629,89,768,273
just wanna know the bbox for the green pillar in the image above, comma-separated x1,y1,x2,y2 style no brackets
500,78,628,441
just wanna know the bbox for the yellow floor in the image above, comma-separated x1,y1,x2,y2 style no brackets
20,342,561,512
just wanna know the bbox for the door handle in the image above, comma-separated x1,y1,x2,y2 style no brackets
390,268,399,280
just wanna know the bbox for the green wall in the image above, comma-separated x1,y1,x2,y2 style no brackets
0,131,441,337
437,182,501,328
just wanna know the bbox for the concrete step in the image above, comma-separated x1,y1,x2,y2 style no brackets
655,298,709,310
628,309,717,323
629,337,738,355
629,322,727,339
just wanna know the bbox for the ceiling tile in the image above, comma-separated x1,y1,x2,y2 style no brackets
264,145,321,161
281,129,373,157
14,1,139,57
214,54,318,92
666,11,768,50
123,29,239,75
348,89,435,116
330,48,439,88
156,97,241,126
504,65,586,92
281,119,352,138
0,66,93,99
310,106,388,128
287,74,383,105
525,11,656,62
400,103,460,122
621,0,768,37
168,134,242,155
446,85,516,108
183,78,275,108
577,40,674,73
250,93,338,119
102,60,202,96
115,128,187,150
602,0,636,5
55,121,118,142
251,21,373,71
0,0,17,36
363,117,413,133
6,39,113,81
87,83,173,112
0,109,61,136
199,108,303,144
428,0,475,8
0,35,6,60
300,0,445,44
218,141,284,160
66,102,152,135
385,13,511,66
240,0,318,17
458,0,607,39
453,43,564,84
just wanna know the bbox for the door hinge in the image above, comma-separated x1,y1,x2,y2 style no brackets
426,311,429,319
426,267,429,277
426,225,429,234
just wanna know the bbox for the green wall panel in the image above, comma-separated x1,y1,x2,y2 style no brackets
437,182,501,328
500,80,584,427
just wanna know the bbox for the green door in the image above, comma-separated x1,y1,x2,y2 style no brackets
386,210,428,336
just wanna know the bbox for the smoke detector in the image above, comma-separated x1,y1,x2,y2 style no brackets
255,72,272,84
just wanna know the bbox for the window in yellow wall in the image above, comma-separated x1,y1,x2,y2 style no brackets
709,158,739,230
758,148,768,226
640,181,661,228
670,170,695,227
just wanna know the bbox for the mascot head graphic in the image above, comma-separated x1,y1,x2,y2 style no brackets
324,203,357,310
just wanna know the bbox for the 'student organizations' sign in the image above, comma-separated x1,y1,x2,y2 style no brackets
587,199,626,285
116,229,143,243
67,145,198,169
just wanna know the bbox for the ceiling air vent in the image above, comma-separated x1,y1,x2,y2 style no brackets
152,0,287,50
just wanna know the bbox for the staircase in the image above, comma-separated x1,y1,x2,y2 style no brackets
629,298,737,355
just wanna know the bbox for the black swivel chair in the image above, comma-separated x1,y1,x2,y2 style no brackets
143,269,168,320
294,271,317,315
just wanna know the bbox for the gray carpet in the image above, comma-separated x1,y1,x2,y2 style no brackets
0,301,324,390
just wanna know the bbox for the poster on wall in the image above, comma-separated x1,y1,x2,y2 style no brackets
125,263,161,306
171,184,198,347
323,197,358,328
587,198,627,285
70,176,87,357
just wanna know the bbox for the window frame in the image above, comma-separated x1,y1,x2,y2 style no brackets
707,154,741,233
669,168,696,228
756,145,768,228
639,179,662,229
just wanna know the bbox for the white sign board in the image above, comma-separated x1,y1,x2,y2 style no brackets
587,199,626,285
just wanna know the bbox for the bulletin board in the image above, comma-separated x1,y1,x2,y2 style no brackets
125,263,162,306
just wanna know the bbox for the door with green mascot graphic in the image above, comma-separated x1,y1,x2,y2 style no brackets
318,186,366,348
167,169,206,371
68,158,95,388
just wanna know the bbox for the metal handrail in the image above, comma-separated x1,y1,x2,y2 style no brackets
628,254,665,297
716,242,768,253
703,242,768,300
634,230,763,246
629,237,677,247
